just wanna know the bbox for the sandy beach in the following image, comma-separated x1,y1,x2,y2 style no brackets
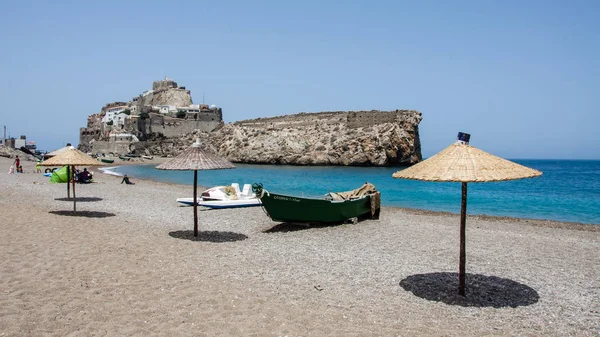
0,157,598,336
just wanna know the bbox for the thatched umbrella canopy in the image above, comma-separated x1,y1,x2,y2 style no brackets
40,146,104,212
393,132,542,296
156,138,235,237
44,144,74,159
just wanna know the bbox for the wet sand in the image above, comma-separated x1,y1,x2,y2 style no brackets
0,157,598,336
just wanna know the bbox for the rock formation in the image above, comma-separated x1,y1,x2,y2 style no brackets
78,79,423,166
134,110,422,166
133,78,192,108
151,89,192,107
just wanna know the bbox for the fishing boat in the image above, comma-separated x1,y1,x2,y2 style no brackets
118,156,131,161
176,183,260,209
100,158,114,163
142,155,154,160
255,182,380,224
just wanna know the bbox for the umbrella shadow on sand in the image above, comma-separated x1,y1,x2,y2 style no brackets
400,272,539,308
54,197,103,202
169,230,248,243
49,210,116,218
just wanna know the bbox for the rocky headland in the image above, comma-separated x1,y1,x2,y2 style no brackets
78,78,423,166
133,109,422,166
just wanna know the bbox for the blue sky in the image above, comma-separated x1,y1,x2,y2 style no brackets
1,0,598,159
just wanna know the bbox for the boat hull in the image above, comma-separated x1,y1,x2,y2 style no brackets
176,198,261,209
100,158,114,163
259,191,374,223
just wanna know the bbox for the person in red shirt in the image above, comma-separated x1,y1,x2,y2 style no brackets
13,156,20,174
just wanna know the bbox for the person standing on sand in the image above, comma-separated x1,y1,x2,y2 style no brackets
13,156,20,173
36,160,41,173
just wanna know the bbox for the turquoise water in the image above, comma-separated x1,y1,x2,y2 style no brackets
111,160,600,224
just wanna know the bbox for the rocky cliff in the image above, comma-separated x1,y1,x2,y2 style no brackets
135,110,422,166
134,78,193,108
151,89,192,107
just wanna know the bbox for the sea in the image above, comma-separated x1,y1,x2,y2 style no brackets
108,160,600,225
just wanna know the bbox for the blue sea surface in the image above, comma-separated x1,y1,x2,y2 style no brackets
111,160,600,224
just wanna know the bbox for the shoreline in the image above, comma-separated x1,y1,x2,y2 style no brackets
99,161,600,230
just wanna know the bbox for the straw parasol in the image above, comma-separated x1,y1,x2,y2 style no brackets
156,138,235,237
44,143,74,159
40,146,104,212
393,132,542,296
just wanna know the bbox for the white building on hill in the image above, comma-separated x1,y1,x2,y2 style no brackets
102,106,130,124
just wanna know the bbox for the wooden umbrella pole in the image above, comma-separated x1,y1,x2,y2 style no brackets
72,165,77,212
459,182,467,296
67,166,71,199
193,170,198,237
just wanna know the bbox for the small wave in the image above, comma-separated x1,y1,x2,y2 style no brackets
98,167,123,176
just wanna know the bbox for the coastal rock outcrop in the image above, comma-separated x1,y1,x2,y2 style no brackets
135,110,423,166
78,78,423,166
211,110,422,166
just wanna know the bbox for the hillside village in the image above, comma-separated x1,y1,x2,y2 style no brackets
78,77,223,155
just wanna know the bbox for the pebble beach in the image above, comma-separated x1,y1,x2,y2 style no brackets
1,157,598,336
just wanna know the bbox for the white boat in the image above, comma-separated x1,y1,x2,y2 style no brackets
200,183,256,201
176,198,261,208
177,183,261,208
142,155,154,160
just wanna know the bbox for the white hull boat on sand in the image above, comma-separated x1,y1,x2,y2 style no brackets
176,198,261,209
177,183,261,209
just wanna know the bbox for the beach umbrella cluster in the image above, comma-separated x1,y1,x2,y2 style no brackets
393,132,542,295
157,138,235,237
40,146,104,212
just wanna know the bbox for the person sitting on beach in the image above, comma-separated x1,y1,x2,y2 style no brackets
17,166,23,173
80,168,92,184
121,175,134,185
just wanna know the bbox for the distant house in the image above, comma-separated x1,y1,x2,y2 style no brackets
177,104,215,116
156,105,177,114
113,112,130,128
14,138,26,148
102,106,129,124
178,107,201,113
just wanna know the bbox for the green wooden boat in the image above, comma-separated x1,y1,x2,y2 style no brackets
118,156,131,161
100,158,114,164
255,183,380,224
